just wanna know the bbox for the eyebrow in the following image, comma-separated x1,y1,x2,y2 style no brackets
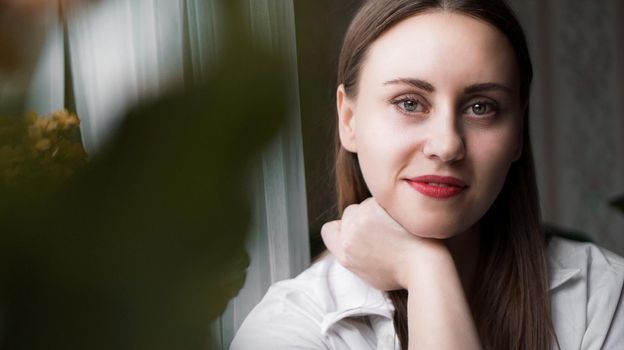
383,78,514,95
464,83,514,95
384,78,435,92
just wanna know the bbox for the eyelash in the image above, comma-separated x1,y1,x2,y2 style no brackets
464,100,500,118
390,95,429,115
390,95,500,119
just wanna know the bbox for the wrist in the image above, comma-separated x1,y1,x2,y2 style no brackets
398,240,455,290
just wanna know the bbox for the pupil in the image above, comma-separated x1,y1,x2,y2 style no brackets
404,101,416,111
473,104,486,114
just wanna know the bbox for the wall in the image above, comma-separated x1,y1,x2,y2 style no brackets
510,0,624,255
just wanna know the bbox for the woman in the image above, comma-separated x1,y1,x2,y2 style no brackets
231,0,624,349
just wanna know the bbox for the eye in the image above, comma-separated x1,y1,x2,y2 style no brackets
471,103,488,115
463,100,499,118
391,96,428,115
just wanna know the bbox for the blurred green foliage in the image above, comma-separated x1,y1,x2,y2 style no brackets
0,1,288,349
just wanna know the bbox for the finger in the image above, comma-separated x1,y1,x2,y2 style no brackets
341,203,359,221
360,196,382,212
321,220,341,255
360,196,402,229
358,196,385,221
360,196,375,207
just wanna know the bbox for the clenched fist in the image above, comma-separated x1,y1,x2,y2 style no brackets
321,197,448,291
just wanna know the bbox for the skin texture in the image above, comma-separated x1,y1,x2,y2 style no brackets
323,11,524,349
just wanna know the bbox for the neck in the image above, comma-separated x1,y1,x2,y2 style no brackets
444,223,481,299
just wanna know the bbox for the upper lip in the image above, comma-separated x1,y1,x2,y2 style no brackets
407,175,468,187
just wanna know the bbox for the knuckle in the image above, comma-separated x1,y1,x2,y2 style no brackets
342,236,354,251
341,250,355,269
321,222,331,235
321,220,339,235
342,204,358,218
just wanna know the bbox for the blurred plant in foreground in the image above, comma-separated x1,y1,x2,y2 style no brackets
0,1,287,349
0,109,87,191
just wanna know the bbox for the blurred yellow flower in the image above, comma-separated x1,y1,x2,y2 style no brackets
35,138,51,151
0,109,87,188
28,125,42,140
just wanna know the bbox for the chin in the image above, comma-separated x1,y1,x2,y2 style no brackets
407,229,459,240
412,233,456,239
400,217,470,240
378,194,480,240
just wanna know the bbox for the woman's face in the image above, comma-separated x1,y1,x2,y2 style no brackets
337,11,523,238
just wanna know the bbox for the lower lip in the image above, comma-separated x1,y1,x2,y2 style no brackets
406,181,467,199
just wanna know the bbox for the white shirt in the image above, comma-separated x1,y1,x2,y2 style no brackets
230,237,624,349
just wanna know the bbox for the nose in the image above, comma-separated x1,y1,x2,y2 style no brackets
422,112,465,163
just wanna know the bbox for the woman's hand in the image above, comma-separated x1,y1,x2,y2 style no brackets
321,197,447,291
322,197,482,349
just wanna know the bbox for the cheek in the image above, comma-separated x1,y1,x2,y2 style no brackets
356,132,395,198
354,116,413,201
468,126,520,196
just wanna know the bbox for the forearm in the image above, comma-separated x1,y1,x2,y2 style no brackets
405,248,482,350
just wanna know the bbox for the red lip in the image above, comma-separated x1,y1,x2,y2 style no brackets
406,175,468,199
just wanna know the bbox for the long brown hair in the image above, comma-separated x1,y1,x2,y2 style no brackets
334,0,557,349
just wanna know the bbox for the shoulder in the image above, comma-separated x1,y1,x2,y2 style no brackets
230,256,333,349
547,236,624,292
547,237,624,349
549,234,623,265
230,255,393,350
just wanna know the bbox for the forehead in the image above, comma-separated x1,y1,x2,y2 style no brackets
360,11,518,91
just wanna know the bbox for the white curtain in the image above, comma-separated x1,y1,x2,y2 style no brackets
26,1,310,349
215,2,310,346
25,3,65,115
67,0,186,154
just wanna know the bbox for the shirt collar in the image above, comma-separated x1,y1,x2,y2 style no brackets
547,237,583,291
320,238,583,334
320,256,394,335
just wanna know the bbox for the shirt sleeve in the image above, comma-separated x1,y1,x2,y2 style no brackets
229,285,331,350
